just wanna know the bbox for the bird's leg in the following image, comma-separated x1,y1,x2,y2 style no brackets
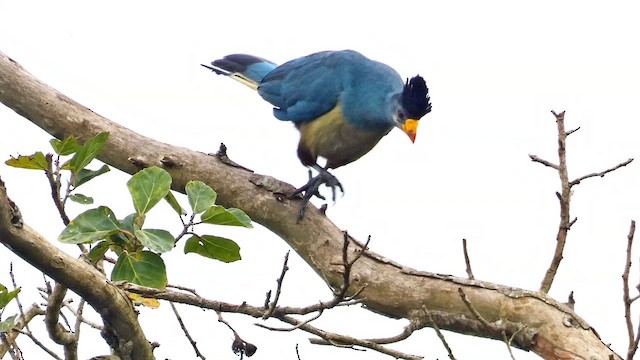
290,164,344,220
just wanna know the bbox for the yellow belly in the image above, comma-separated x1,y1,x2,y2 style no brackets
297,105,390,168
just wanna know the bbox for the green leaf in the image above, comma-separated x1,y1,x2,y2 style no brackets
186,181,217,214
135,229,175,254
184,235,241,263
50,136,80,155
73,165,110,188
127,167,172,215
107,213,137,246
201,206,252,228
0,286,20,309
111,251,167,289
88,240,112,264
5,152,48,170
58,206,121,244
69,132,109,173
69,193,94,204
0,315,17,332
164,191,185,215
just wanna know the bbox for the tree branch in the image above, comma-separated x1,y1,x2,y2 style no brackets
570,158,634,186
0,179,153,359
623,220,639,360
538,110,572,294
170,302,205,360
0,50,621,359
44,283,78,359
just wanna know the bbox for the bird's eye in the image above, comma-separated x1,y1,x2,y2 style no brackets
396,110,406,120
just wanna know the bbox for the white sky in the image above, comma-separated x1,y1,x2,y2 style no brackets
1,1,640,359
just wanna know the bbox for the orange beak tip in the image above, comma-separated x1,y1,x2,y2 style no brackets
402,119,419,144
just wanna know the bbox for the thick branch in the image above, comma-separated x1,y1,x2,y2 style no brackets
0,50,620,359
44,283,78,359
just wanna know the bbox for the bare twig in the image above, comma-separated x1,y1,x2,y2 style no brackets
304,317,423,360
62,301,103,330
9,263,28,333
217,311,256,358
570,158,634,186
537,111,572,294
623,220,639,360
0,333,19,360
566,126,581,136
458,288,494,330
423,305,456,359
333,233,370,301
528,154,559,170
458,288,517,360
171,302,205,359
256,310,323,332
263,251,290,319
0,304,57,359
564,291,575,310
44,154,71,226
167,284,201,297
462,239,474,280
536,111,633,294
12,329,62,360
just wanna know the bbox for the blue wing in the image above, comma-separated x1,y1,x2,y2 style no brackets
258,50,366,123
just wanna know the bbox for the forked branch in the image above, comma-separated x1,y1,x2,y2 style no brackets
531,111,633,293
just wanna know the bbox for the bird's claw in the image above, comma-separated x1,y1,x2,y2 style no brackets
289,170,343,220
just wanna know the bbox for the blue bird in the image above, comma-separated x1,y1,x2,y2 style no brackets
203,50,431,218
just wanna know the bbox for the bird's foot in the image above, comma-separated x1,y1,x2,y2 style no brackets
290,169,343,220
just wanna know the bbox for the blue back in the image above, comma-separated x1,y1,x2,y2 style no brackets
258,50,404,130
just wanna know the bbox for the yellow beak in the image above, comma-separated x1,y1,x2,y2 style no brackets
402,119,419,143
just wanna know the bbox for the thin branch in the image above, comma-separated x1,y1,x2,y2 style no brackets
528,154,559,170
570,158,634,186
11,329,62,360
167,284,201,297
458,288,494,330
62,301,103,331
623,220,639,360
170,302,205,360
332,232,370,301
0,333,19,360
566,126,581,136
0,304,55,359
462,238,474,280
263,251,290,319
423,305,456,360
304,317,423,360
256,310,323,331
458,288,518,360
44,154,71,226
539,110,572,294
9,263,29,333
217,311,257,358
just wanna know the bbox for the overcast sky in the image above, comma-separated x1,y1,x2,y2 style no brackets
1,1,640,359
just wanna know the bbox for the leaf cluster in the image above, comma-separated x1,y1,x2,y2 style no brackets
6,134,253,291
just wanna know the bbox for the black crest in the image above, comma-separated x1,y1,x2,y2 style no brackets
401,75,432,119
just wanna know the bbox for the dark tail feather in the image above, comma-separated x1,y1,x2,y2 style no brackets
203,54,277,90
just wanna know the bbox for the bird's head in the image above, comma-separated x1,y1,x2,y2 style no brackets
393,75,432,143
